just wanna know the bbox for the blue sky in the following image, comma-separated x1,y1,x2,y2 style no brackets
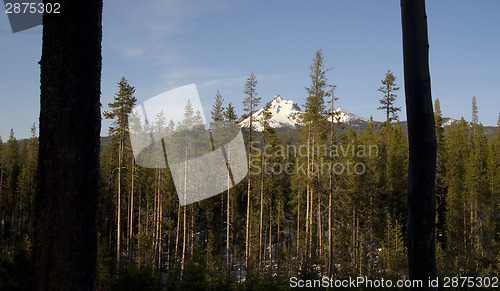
1,0,499,139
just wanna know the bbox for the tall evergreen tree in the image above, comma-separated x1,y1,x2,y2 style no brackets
222,101,238,271
384,121,409,227
104,77,137,265
466,97,490,274
444,118,469,269
242,72,259,273
2,130,20,245
297,48,334,269
303,48,333,127
17,125,38,246
379,214,407,279
377,70,401,122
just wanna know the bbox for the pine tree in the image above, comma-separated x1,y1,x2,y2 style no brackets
379,214,407,280
261,105,283,273
465,96,490,274
303,48,333,127
326,84,338,277
444,118,469,271
358,118,381,275
211,90,225,127
377,70,401,122
179,100,195,279
223,102,238,270
384,121,408,226
17,125,38,246
296,48,334,269
242,72,259,273
224,103,237,124
104,77,137,265
4,129,20,243
434,98,447,246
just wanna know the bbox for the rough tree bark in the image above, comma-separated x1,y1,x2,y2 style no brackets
35,0,102,290
400,0,437,289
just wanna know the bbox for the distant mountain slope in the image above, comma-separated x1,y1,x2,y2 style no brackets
237,94,498,139
238,94,303,131
239,94,368,131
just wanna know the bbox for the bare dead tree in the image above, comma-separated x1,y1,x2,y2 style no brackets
401,0,437,289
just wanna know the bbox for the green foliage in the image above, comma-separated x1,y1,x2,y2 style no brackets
3,76,500,289
242,72,260,126
434,98,447,246
379,215,407,280
444,119,470,270
104,77,137,138
211,90,225,126
224,102,238,123
377,70,401,122
99,262,161,291
0,247,33,290
304,48,333,125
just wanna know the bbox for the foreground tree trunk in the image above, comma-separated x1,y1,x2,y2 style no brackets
35,0,102,290
400,0,437,289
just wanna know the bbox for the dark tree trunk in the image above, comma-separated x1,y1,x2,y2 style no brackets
35,0,102,290
400,0,437,289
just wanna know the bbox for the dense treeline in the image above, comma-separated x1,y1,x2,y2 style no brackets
1,52,499,290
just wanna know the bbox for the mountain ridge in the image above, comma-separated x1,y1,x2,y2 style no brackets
237,94,498,138
238,94,369,131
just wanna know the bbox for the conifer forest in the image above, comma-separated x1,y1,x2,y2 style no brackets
1,48,500,290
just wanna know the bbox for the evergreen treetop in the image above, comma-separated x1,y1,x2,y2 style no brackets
224,102,238,123
471,96,479,125
211,90,225,125
303,48,334,123
242,72,260,114
377,70,401,122
104,77,137,137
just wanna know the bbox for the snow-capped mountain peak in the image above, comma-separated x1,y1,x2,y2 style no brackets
239,95,368,131
239,94,303,131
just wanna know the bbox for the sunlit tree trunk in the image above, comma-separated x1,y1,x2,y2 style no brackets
259,148,264,267
128,159,134,260
137,189,141,268
175,170,182,263
296,188,300,259
309,136,315,260
180,147,188,280
305,124,311,261
117,137,123,265
268,200,272,266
